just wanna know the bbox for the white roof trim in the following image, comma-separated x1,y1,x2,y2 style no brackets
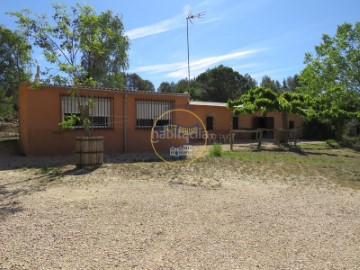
189,101,227,107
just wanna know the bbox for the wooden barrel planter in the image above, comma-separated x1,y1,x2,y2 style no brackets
75,136,104,168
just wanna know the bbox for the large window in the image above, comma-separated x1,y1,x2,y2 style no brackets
136,99,173,128
61,96,112,129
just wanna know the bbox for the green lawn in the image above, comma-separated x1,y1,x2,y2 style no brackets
219,142,360,189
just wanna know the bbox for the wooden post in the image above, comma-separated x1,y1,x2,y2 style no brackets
276,129,280,145
230,130,234,151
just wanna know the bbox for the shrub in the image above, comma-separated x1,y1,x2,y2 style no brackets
0,96,14,120
209,143,222,157
325,139,340,148
303,118,334,140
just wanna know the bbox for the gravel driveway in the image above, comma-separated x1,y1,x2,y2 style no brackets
0,153,359,269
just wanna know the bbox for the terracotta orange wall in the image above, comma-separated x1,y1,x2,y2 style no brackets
124,92,189,153
18,83,189,156
189,105,233,134
237,111,303,130
18,82,304,156
237,111,304,138
18,83,125,156
188,105,304,137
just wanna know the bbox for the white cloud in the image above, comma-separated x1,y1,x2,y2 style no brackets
135,62,186,73
132,48,266,79
125,16,183,40
125,1,221,40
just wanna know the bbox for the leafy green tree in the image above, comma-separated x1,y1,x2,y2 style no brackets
173,79,189,93
299,22,360,140
242,74,258,93
157,66,256,100
10,4,129,137
301,22,360,95
0,92,15,120
158,79,194,95
260,75,281,92
125,73,154,91
9,3,129,87
227,87,307,142
158,82,175,93
141,80,155,92
307,86,360,140
285,75,301,92
0,25,31,106
80,9,129,87
195,65,257,102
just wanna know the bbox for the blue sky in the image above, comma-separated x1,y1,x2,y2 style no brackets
1,0,359,89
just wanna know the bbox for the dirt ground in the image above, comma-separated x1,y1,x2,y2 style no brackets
0,142,359,270
0,121,18,139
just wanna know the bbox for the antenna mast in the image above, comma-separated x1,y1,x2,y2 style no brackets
186,11,206,96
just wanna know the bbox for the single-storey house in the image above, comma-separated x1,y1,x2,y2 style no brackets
18,82,303,156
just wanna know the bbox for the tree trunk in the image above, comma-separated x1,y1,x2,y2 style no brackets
334,118,344,141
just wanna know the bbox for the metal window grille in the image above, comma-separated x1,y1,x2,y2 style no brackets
61,95,113,129
136,99,174,128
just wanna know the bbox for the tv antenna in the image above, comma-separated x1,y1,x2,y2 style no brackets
186,11,206,95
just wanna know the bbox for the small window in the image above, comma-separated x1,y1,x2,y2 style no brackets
232,116,239,129
206,116,213,130
289,121,295,129
61,96,112,129
136,99,173,128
